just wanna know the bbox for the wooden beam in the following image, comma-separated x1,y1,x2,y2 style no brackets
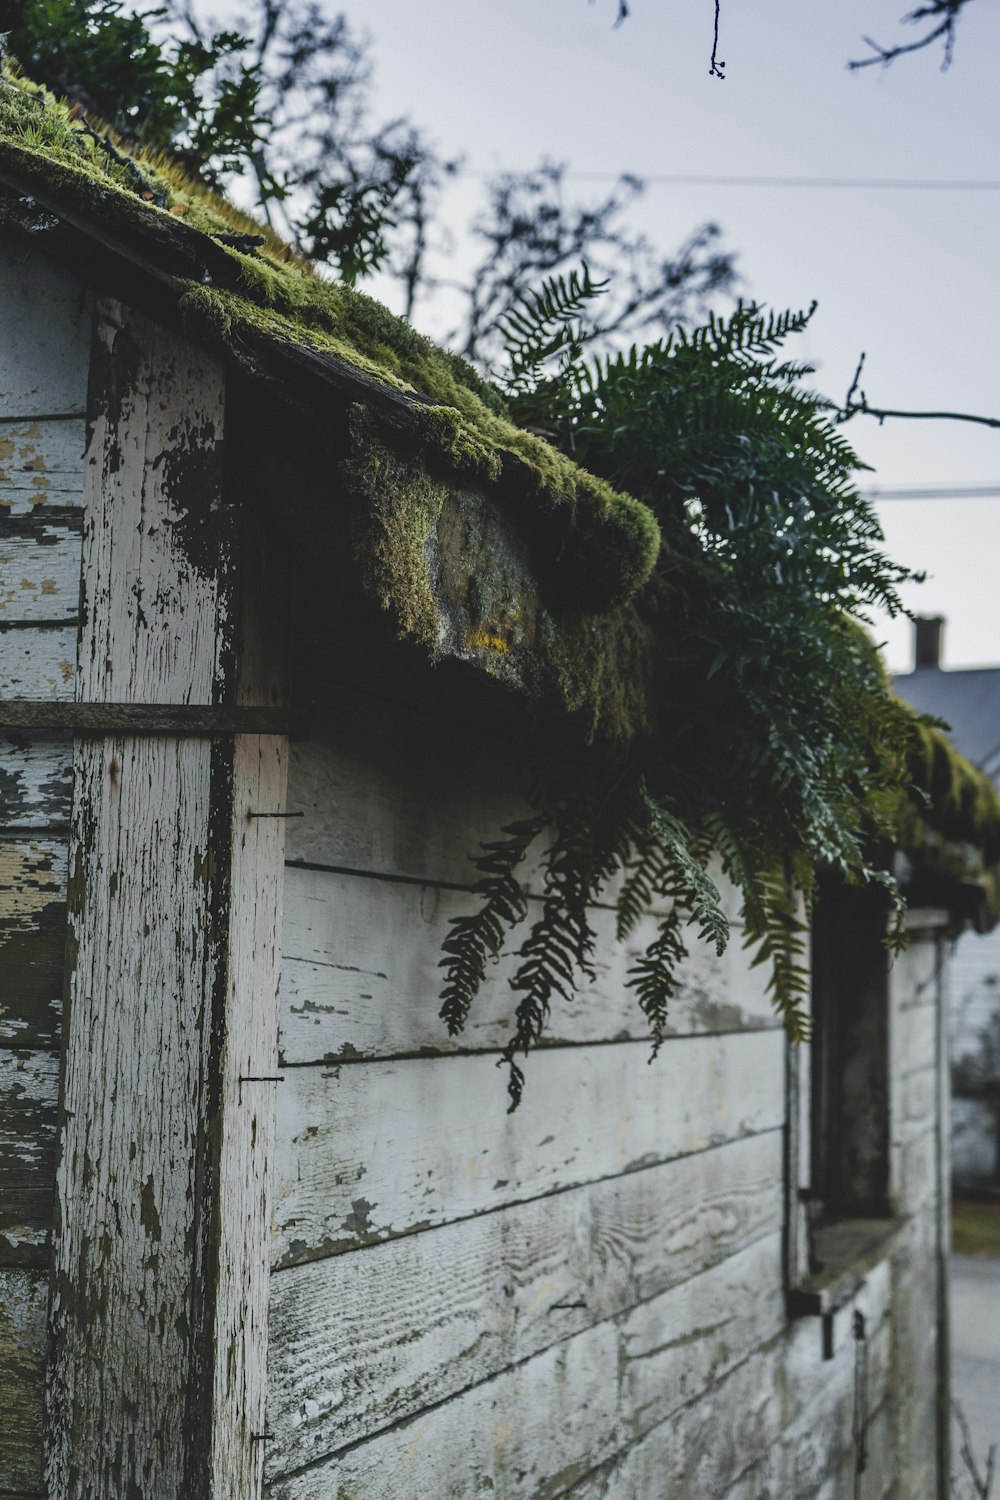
46,301,288,1499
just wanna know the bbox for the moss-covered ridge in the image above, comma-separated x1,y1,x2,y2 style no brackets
0,70,660,612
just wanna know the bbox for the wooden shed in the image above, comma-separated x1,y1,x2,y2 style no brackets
1,79,995,1500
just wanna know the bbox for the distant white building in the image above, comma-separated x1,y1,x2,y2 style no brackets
895,616,1000,1193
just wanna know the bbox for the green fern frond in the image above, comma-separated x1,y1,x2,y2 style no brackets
743,869,811,1041
438,815,544,1036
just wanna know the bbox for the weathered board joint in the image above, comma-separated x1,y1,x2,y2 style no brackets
0,700,305,737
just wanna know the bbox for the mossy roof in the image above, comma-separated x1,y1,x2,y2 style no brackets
0,70,659,613
2,68,999,923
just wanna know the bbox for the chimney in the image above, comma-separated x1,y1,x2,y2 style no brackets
914,615,944,669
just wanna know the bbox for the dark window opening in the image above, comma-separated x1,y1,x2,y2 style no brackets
810,877,892,1234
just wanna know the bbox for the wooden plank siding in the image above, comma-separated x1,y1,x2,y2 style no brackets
265,637,951,1498
0,233,91,1497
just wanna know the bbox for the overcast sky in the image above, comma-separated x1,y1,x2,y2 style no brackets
351,0,1000,673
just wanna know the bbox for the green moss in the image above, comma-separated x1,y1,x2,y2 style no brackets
535,604,656,746
342,410,449,650
0,66,661,613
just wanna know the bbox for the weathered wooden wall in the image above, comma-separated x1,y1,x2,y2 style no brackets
262,618,950,1499
0,232,90,1498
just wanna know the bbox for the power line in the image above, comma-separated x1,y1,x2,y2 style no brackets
458,169,1000,192
861,485,1000,501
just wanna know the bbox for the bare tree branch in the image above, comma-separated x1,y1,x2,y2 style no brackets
952,1399,996,1500
848,0,972,71
838,352,1000,431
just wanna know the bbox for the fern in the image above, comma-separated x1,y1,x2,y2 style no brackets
436,295,927,1102
629,905,689,1058
743,869,811,1042
497,263,608,396
438,816,544,1036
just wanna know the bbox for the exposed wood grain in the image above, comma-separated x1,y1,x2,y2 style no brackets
278,866,777,1064
566,1270,893,1500
0,514,82,622
272,1030,784,1268
0,419,86,515
0,1268,46,1494
0,1051,57,1268
49,735,219,1495
0,736,72,832
47,301,292,1499
209,733,288,1500
0,625,76,701
266,1233,885,1500
0,239,91,421
267,1130,784,1472
77,300,232,706
0,840,65,1049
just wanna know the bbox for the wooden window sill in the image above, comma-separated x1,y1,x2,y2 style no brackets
789,1215,911,1317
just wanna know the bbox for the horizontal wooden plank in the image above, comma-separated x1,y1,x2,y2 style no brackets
0,840,66,1049
278,867,776,1064
285,697,527,888
266,1131,784,1473
0,514,81,622
285,696,745,925
0,734,73,831
0,625,76,701
267,1225,914,1499
0,1050,58,1266
272,1030,785,1267
566,1271,894,1500
0,1268,46,1494
0,418,86,515
266,1231,787,1498
0,240,91,421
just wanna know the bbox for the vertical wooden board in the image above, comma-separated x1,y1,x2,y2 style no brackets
0,239,92,420
0,735,73,831
78,301,232,706
894,1002,937,1079
0,419,86,514
272,1030,785,1266
0,514,83,621
0,1267,47,1494
0,840,65,1049
0,1050,58,1267
209,734,288,1500
896,1127,938,1212
278,866,777,1063
47,735,217,1499
0,625,76,700
266,1132,784,1474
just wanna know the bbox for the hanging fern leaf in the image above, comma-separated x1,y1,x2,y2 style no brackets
628,905,689,1058
743,868,811,1041
438,815,544,1036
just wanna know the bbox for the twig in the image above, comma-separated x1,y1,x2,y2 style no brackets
952,1399,996,1499
709,0,726,78
838,351,1000,431
848,0,966,71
